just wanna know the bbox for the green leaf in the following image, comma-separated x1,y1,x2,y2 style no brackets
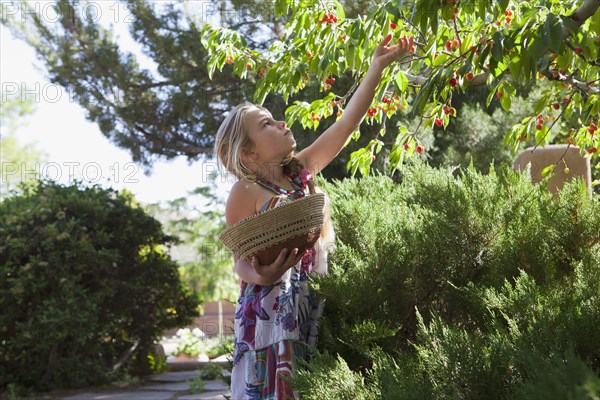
433,52,449,67
394,71,408,92
429,2,439,35
334,0,345,19
535,125,549,146
346,45,355,70
500,92,511,112
527,32,546,59
486,84,499,108
533,94,550,115
509,55,522,79
559,15,579,36
274,0,288,17
541,164,556,177
477,0,487,20
491,32,504,62
544,13,563,53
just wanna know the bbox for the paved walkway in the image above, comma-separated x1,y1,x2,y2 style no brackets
61,371,231,400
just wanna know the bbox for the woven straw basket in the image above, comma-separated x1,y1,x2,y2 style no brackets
218,193,325,266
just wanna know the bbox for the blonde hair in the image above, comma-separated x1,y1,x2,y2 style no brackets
213,102,336,250
213,101,267,181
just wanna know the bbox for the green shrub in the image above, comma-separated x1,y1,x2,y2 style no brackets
293,351,379,400
293,161,600,398
205,335,235,359
0,179,199,391
198,362,223,380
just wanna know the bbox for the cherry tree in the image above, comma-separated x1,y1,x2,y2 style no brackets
201,0,600,177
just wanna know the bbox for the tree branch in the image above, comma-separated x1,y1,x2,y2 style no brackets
539,69,600,94
405,71,489,86
567,0,600,27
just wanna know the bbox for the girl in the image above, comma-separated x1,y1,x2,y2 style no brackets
214,33,414,399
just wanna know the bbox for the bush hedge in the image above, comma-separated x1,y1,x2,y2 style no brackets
294,161,600,399
0,179,199,391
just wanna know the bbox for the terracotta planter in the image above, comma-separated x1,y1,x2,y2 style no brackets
174,353,198,362
174,352,210,362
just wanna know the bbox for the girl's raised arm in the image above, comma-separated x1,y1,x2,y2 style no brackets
295,33,414,175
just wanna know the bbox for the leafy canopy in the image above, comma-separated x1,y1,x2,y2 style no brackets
201,0,600,176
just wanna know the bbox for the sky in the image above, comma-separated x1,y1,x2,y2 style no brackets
0,1,234,209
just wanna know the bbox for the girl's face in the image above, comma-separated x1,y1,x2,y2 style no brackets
243,107,296,164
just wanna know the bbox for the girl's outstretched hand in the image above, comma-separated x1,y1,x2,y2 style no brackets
372,33,414,70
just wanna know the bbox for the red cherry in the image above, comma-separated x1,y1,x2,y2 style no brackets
449,77,457,87
416,145,424,153
258,70,264,78
574,47,583,55
445,40,453,52
246,63,252,70
410,45,416,52
562,97,569,104
331,101,337,107
371,155,376,161
435,118,443,127
452,39,459,47
403,143,410,150
496,91,504,98
587,147,597,154
465,72,474,81
390,22,397,29
552,103,560,110
536,124,543,130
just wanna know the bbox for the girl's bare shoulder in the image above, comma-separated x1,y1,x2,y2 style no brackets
225,179,261,227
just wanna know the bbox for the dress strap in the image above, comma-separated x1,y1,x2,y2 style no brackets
255,165,302,195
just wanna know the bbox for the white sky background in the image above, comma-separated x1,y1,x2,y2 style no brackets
0,1,236,209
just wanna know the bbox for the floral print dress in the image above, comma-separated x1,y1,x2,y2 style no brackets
230,165,328,400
